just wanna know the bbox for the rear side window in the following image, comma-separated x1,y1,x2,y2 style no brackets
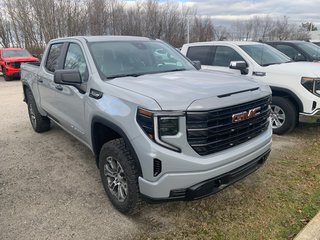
45,43,63,72
186,46,214,65
213,46,244,67
275,44,303,60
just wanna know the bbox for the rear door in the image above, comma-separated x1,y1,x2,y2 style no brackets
38,42,65,114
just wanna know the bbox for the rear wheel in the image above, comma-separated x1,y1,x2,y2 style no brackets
270,96,297,135
99,139,142,215
26,88,51,133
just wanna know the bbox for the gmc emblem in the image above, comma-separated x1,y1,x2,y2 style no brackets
232,107,261,123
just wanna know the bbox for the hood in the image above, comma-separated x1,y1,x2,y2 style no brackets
265,62,320,77
108,70,267,110
2,56,39,62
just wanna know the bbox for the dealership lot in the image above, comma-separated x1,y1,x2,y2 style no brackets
0,77,319,240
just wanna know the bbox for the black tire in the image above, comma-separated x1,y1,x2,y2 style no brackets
25,88,51,133
3,68,11,81
99,138,143,215
271,96,297,135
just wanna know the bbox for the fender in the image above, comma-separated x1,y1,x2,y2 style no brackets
91,116,143,177
22,82,31,103
270,86,303,112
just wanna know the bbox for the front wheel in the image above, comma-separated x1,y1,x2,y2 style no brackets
3,68,11,81
99,139,142,215
270,96,297,135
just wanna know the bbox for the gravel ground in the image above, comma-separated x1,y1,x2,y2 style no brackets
0,77,141,240
1,76,317,240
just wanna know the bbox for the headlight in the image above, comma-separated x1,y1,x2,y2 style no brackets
158,117,179,136
301,77,320,96
137,107,182,152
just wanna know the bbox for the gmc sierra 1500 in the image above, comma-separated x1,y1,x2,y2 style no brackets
21,36,272,214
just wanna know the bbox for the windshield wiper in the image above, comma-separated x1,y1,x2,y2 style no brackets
105,68,187,79
160,68,187,73
106,73,144,79
261,63,281,66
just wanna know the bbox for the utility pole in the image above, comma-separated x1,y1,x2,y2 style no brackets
187,17,190,43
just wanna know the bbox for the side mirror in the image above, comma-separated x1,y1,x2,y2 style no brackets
229,61,248,74
54,69,81,85
193,60,201,70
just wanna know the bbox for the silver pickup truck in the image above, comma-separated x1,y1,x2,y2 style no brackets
21,36,272,214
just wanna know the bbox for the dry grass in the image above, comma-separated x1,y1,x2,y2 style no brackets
134,124,320,240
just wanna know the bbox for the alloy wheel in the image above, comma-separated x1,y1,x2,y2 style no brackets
104,156,128,202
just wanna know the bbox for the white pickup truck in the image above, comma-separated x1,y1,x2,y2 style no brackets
181,41,320,134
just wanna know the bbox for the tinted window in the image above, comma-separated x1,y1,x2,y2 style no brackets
186,46,214,65
213,46,244,67
64,43,88,82
46,43,63,72
240,44,291,66
275,44,304,60
296,42,320,60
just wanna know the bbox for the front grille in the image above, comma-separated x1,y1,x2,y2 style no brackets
11,62,21,69
186,96,271,156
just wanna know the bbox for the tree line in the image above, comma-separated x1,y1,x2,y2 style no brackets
0,0,214,52
0,0,313,53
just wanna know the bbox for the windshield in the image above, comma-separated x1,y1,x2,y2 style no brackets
2,49,31,58
89,40,195,79
297,42,320,60
240,44,291,66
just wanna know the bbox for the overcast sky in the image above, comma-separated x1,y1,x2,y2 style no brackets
185,0,320,27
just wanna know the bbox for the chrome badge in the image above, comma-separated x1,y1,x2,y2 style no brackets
232,107,261,123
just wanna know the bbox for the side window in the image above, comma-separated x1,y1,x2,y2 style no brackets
186,46,214,65
275,44,305,61
213,46,245,67
45,43,63,72
64,43,88,82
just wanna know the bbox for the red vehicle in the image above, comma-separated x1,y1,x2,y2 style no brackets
0,48,39,81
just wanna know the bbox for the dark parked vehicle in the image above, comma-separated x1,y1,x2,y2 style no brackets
311,41,320,47
266,41,320,62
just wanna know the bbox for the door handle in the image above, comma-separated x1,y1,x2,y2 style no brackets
55,85,63,91
38,79,43,83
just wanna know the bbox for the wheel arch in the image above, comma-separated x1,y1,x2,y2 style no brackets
22,83,31,103
270,86,303,113
91,116,143,177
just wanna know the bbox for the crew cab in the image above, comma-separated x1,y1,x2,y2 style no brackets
182,41,320,134
21,36,272,214
266,40,320,62
0,48,39,81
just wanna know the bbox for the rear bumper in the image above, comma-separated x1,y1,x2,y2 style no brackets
299,110,320,124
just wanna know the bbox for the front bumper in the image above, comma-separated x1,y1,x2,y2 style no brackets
5,66,20,77
299,110,320,124
136,126,272,199
169,150,270,200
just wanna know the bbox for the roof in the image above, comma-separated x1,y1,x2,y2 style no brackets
51,35,153,43
184,41,262,47
266,40,306,44
0,48,25,50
